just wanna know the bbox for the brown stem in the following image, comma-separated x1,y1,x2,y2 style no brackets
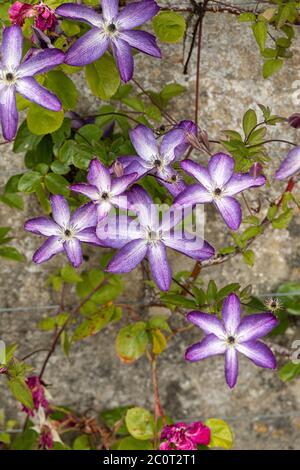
194,1,209,126
150,356,165,448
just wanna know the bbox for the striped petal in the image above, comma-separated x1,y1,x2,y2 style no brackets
16,77,62,111
50,195,70,228
222,293,241,336
0,86,18,141
208,153,235,186
225,347,239,388
24,217,60,236
56,3,103,27
64,238,83,268
18,49,64,77
214,196,242,231
237,313,278,342
1,25,23,69
33,236,63,264
147,241,171,291
119,30,161,58
187,312,226,339
65,29,109,67
236,340,276,369
111,37,134,82
117,1,160,30
107,238,147,273
185,334,226,362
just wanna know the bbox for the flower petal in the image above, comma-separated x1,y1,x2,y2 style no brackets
128,185,156,228
76,227,101,245
107,238,147,273
96,201,112,221
187,312,226,339
275,146,300,180
237,313,278,342
214,196,242,231
50,195,70,228
0,86,18,141
71,203,97,231
56,3,103,27
117,0,160,30
18,49,65,77
87,159,111,192
111,37,134,82
24,217,60,236
185,334,226,362
181,160,212,189
65,29,109,67
174,120,198,159
111,173,137,195
163,232,215,261
174,183,213,206
102,0,118,22
16,77,61,111
222,293,241,336
97,215,141,248
225,347,239,388
1,25,23,69
129,124,158,162
158,168,187,197
147,241,171,291
208,153,235,186
225,173,266,196
236,340,276,369
70,183,99,201
64,238,83,268
33,236,63,264
160,129,186,165
119,30,161,58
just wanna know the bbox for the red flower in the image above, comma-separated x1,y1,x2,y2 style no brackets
9,2,35,26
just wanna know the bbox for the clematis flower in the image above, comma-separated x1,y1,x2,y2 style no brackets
174,120,198,158
9,2,34,26
22,376,50,417
160,421,210,450
0,25,64,141
70,159,137,222
288,113,300,129
31,406,62,450
56,0,161,82
175,153,266,230
116,124,188,196
185,293,278,388
24,195,99,268
9,2,57,31
275,146,300,180
35,2,58,31
98,185,214,291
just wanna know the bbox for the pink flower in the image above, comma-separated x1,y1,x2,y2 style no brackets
159,421,211,450
9,1,35,26
35,3,57,31
9,1,57,32
22,375,49,417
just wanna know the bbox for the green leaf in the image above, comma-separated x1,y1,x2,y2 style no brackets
13,121,43,153
18,172,41,193
27,104,64,135
44,173,70,197
277,281,300,315
205,418,233,449
279,362,300,382
118,437,153,450
72,306,118,342
45,71,78,110
0,193,24,210
252,21,267,52
73,435,91,450
61,265,82,283
125,407,154,441
272,208,293,229
100,406,130,436
0,247,25,262
152,11,186,43
238,12,256,23
151,329,167,355
116,322,148,363
263,59,283,79
160,83,186,102
243,249,255,266
148,315,171,333
86,53,120,100
61,20,81,36
8,378,34,410
243,109,257,138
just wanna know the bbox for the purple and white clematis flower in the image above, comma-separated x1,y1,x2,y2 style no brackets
275,146,300,180
0,25,64,141
70,159,137,222
175,153,266,230
56,0,161,82
97,185,215,291
24,195,99,268
185,293,278,388
116,124,189,196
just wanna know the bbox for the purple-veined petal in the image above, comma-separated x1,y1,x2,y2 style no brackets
129,125,158,162
33,235,63,264
225,173,266,196
24,217,60,236
127,184,154,222
111,173,138,195
0,86,18,141
225,348,238,388
102,0,118,22
208,153,235,186
1,25,23,69
71,202,97,231
97,215,141,248
275,146,300,180
110,194,130,211
187,312,226,339
56,3,103,27
119,157,149,179
174,120,198,159
147,241,171,291
70,183,99,201
181,160,212,189
163,233,215,261
64,238,83,268
18,49,65,77
88,159,111,192
117,0,160,30
159,170,187,197
185,334,226,362
237,312,278,342
107,238,147,273
119,30,161,58
236,340,276,369
65,29,109,67
50,195,70,228
111,37,134,83
214,196,242,231
161,129,186,165
96,201,112,221
16,77,62,111
76,227,101,245
222,293,241,336
174,183,212,206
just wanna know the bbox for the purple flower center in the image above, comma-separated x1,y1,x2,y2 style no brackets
108,23,116,32
5,72,14,82
214,187,222,196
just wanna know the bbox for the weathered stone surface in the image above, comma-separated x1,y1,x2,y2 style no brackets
1,3,300,449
